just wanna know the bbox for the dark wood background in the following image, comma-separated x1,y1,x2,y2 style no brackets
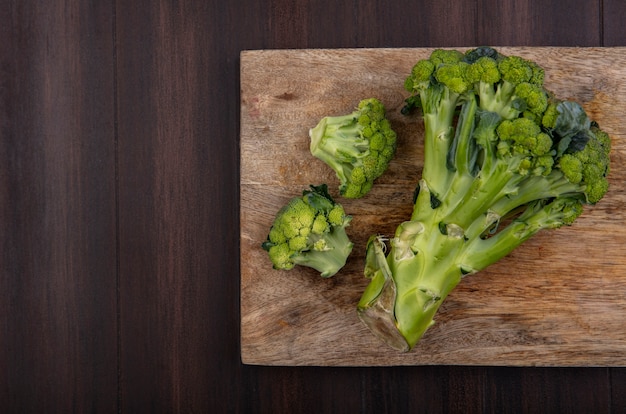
2,1,625,412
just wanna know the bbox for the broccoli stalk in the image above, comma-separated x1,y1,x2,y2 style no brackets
262,184,354,278
309,98,397,198
357,47,611,352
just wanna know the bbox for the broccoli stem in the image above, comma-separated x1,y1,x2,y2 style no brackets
291,225,354,278
436,98,486,222
479,80,519,119
442,109,525,229
420,99,518,231
358,205,466,351
460,198,575,271
447,96,478,176
420,86,461,197
357,100,580,350
357,189,577,351
445,163,519,229
489,171,585,217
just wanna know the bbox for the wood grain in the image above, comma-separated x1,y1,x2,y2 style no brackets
240,47,626,366
115,1,229,411
0,1,118,411
476,0,602,46
604,0,626,46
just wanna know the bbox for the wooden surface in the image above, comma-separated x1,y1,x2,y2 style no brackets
4,0,626,412
240,47,626,366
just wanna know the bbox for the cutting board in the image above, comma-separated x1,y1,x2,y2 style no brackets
240,47,626,366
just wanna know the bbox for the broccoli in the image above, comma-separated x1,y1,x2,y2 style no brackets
309,98,398,198
262,184,354,278
357,47,611,351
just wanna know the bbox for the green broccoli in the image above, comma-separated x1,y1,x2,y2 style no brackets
309,98,397,198
357,47,611,351
262,184,354,278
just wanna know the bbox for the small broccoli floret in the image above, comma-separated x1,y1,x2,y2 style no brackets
465,56,501,85
496,117,554,174
309,98,397,198
515,82,548,118
527,60,545,86
429,48,465,66
498,55,534,84
556,124,611,203
465,49,548,120
358,46,612,352
262,184,354,278
435,61,470,94
542,100,560,129
404,59,435,92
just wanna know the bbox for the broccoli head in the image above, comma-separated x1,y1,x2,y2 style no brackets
262,184,354,278
359,47,612,351
309,98,397,198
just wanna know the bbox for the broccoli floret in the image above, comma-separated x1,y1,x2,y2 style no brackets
429,48,465,66
262,184,354,278
465,56,501,84
309,98,397,198
358,47,611,352
536,99,611,203
541,100,561,129
463,48,548,121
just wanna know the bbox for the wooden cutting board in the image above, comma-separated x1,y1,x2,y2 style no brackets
240,47,626,366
